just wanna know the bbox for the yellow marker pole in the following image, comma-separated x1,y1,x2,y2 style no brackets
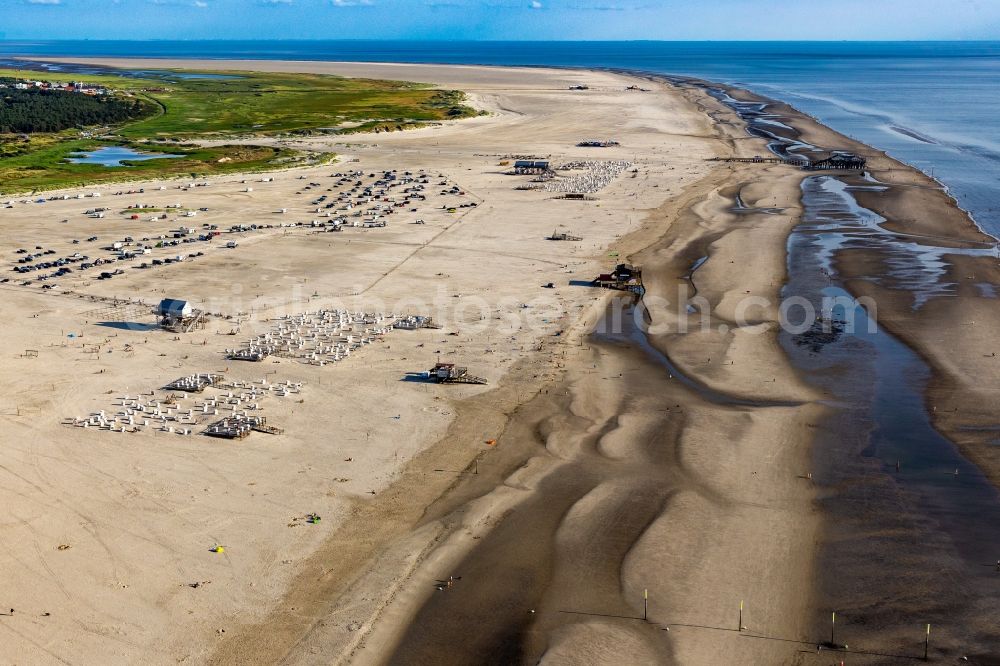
831,611,836,645
643,589,648,621
924,624,930,661
739,600,743,632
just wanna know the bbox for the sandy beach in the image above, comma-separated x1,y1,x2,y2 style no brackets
2,57,999,665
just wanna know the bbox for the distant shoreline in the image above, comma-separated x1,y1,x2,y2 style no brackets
16,48,1000,241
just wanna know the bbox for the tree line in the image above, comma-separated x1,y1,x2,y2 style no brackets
0,84,153,134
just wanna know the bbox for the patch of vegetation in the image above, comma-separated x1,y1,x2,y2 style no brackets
0,66,478,193
0,138,332,193
0,131,71,159
0,81,155,133
115,71,480,139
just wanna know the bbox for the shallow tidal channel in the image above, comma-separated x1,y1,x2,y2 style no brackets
781,173,1000,653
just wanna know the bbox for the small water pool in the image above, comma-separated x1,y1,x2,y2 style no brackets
67,146,182,167
130,69,242,80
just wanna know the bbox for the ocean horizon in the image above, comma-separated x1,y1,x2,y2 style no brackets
4,39,1000,237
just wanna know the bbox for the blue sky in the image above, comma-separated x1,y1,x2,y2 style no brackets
1,0,999,41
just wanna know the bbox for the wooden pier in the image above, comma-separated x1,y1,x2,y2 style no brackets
593,263,644,295
806,154,867,170
710,156,789,164
511,160,552,175
546,229,583,241
709,153,865,170
430,362,488,385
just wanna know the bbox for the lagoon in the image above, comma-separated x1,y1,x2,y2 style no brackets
67,146,181,167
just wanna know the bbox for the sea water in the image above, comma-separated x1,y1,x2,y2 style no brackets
3,40,1000,236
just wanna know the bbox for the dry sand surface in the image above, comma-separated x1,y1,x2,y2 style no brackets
1,62,776,664
4,58,997,666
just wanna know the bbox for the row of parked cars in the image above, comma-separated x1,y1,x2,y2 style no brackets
136,251,205,270
13,246,89,279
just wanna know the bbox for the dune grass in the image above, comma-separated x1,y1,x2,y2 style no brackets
0,66,479,193
117,71,477,138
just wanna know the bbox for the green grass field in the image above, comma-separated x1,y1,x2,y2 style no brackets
0,138,327,193
118,71,476,138
0,66,479,193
